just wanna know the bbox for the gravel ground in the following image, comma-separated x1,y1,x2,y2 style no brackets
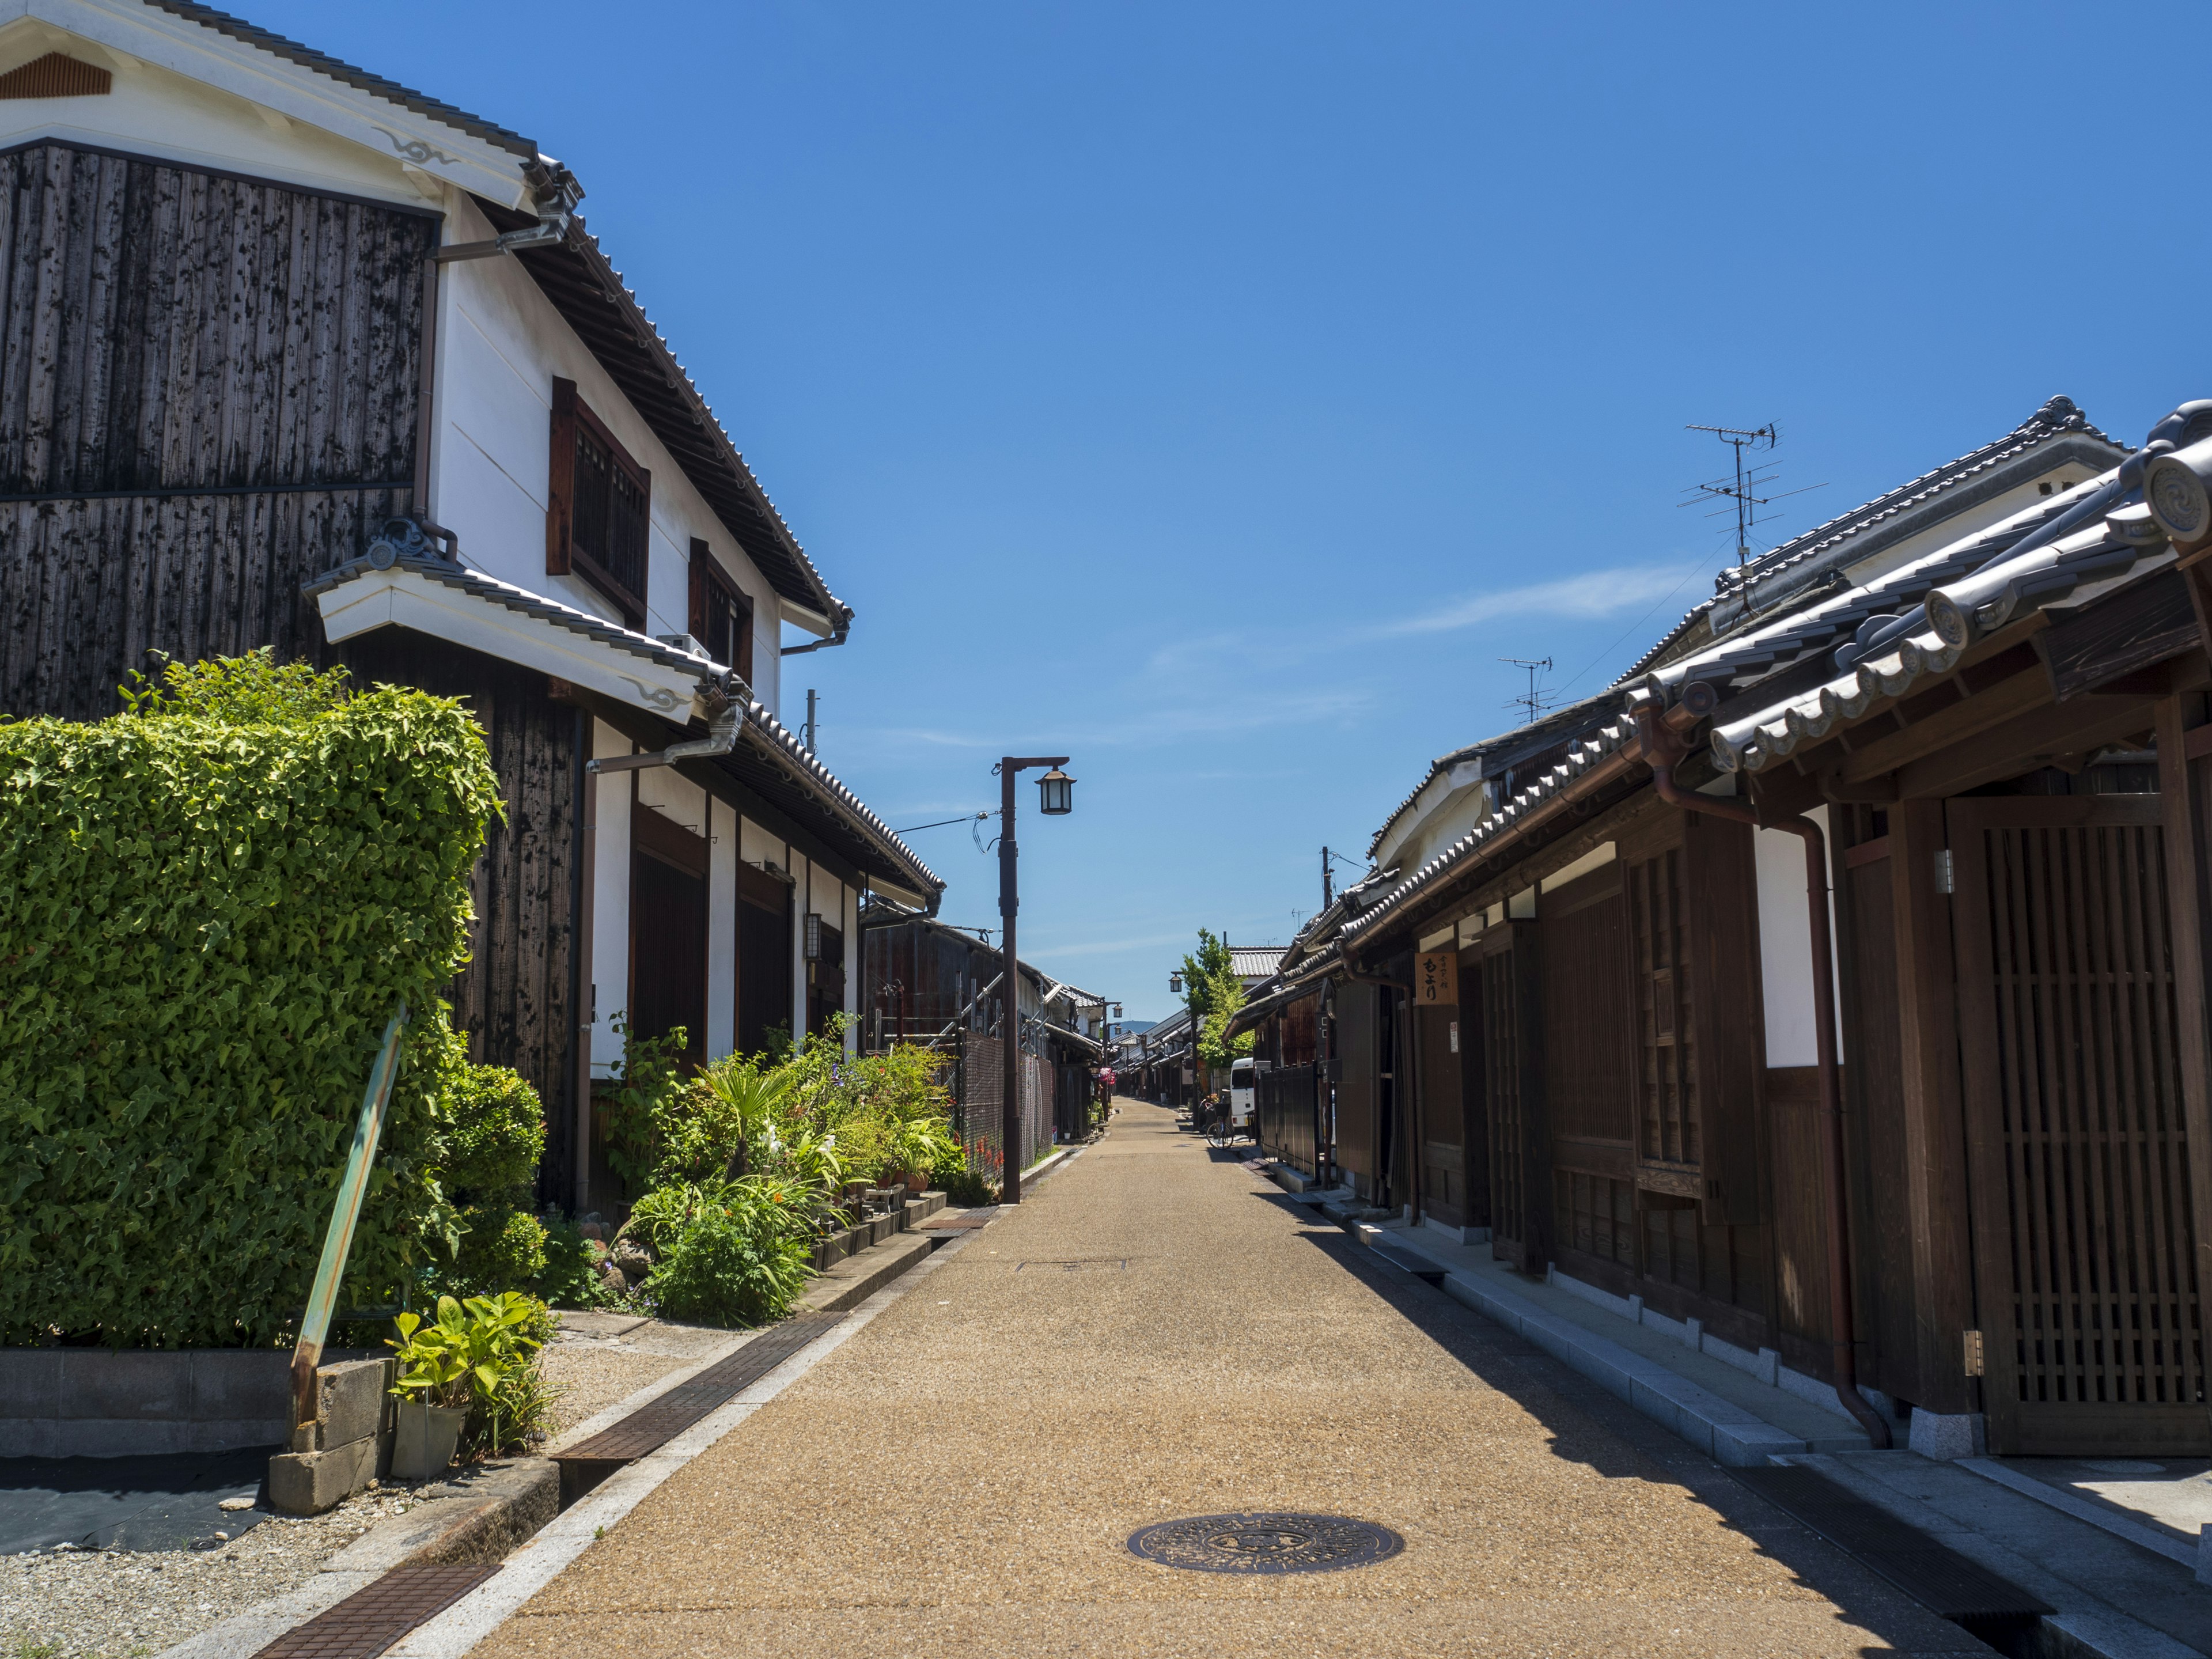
540,1316,734,1437
0,1483,423,1659
479,1101,1988,1659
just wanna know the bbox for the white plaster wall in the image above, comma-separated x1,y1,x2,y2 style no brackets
590,720,633,1077
707,796,736,1060
1755,806,1844,1067
634,766,706,836
740,817,788,870
1839,464,2101,590
0,27,437,210
430,194,784,715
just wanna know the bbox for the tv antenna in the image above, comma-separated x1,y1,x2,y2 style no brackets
1500,657,1554,724
1682,422,1825,567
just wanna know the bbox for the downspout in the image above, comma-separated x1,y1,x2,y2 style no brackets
780,613,851,657
1342,961,1413,1216
1633,703,1892,1450
586,689,740,775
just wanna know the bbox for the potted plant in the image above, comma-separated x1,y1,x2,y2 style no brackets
387,1302,474,1480
387,1293,544,1478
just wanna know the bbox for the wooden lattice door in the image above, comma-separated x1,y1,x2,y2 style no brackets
1478,923,1547,1272
1949,796,2209,1454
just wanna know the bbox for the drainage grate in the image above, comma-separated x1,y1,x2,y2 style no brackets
1735,1466,2051,1647
921,1209,998,1231
555,1311,842,1470
252,1563,497,1658
1127,1512,1403,1575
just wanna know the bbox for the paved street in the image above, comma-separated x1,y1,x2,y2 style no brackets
479,1101,1984,1657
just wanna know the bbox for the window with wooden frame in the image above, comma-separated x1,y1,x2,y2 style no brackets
688,541,755,684
547,378,651,626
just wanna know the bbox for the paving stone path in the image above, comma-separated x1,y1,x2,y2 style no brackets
476,1100,1988,1657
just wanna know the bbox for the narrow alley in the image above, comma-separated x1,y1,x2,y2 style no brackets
471,1102,1976,1658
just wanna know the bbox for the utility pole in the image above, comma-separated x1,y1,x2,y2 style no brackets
804,689,818,753
1321,846,1333,910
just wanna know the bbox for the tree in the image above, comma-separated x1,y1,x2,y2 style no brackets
1179,929,1255,1074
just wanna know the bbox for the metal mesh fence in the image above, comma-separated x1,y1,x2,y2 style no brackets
952,1032,1052,1185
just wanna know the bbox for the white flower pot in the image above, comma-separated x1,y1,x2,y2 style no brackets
390,1398,468,1480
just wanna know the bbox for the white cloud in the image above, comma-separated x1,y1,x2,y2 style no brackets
1369,564,1696,638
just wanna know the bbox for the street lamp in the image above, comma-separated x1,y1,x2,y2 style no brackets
1169,972,1183,995
996,752,1071,1204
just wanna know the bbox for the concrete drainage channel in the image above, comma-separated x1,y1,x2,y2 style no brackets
169,1146,1088,1659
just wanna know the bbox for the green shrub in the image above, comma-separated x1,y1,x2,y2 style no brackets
444,1067,545,1196
0,652,499,1347
600,1016,690,1199
453,1206,549,1290
641,1180,812,1327
535,1215,615,1309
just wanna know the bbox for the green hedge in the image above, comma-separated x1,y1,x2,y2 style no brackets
0,656,499,1347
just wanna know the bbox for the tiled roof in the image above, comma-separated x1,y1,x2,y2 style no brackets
305,545,936,895
145,1,538,157
1645,396,2212,775
1365,690,1619,860
1622,397,2128,680
1342,714,1642,946
1228,946,1285,979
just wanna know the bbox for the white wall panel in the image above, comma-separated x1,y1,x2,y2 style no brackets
1755,805,1843,1067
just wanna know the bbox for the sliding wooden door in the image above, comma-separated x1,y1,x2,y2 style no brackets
1950,795,2209,1454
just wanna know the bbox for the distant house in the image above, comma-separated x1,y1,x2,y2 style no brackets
0,1,942,1212
1236,395,2212,1460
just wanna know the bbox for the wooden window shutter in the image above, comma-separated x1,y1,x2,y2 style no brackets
546,377,650,627
1683,811,1766,1225
688,541,710,643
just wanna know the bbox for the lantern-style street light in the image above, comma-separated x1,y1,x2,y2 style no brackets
995,753,1072,1204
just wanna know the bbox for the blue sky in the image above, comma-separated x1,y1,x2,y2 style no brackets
267,1,2212,1020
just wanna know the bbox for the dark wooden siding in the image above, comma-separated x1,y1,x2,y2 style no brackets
0,141,431,718
344,632,582,1210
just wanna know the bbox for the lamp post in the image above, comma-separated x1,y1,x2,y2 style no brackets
997,755,1073,1203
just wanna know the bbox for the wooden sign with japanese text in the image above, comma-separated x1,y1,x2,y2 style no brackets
1415,950,1459,1007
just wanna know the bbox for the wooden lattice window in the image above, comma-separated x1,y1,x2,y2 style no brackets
1627,844,1698,1169
688,541,755,684
548,378,650,626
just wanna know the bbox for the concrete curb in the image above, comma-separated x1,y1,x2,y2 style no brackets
1018,1141,1086,1190
794,1230,933,1313
1322,1206,1817,1468
385,1236,974,1658
1957,1457,2201,1570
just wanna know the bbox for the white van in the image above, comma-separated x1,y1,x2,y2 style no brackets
1228,1056,1257,1130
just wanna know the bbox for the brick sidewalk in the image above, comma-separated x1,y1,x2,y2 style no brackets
474,1101,1984,1657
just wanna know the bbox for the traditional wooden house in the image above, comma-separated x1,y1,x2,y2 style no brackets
1250,396,2212,1458
0,1,942,1212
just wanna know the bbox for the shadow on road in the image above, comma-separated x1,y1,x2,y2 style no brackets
1259,1189,1994,1658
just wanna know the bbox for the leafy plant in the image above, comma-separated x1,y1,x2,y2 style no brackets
0,653,498,1347
600,1016,690,1198
535,1215,617,1309
387,1292,555,1457
642,1181,813,1327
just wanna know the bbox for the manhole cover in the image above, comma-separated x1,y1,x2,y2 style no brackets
1126,1512,1403,1574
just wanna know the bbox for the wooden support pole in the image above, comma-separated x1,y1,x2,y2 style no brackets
1887,799,1978,1415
